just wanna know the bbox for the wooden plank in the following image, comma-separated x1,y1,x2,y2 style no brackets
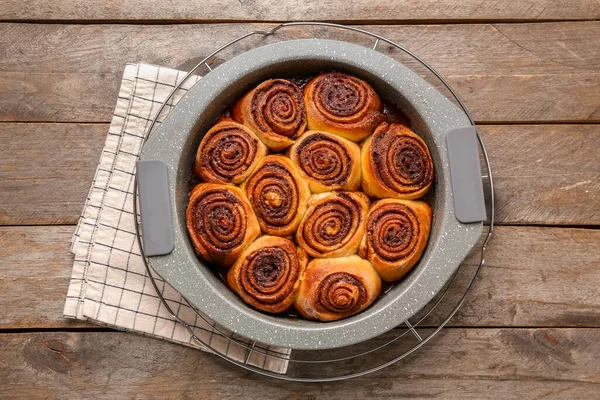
484,124,600,226
1,225,598,329
0,226,91,328
435,226,600,328
4,23,599,75
0,22,598,122
0,123,106,226
2,123,598,226
0,329,598,398
0,72,117,123
1,0,599,22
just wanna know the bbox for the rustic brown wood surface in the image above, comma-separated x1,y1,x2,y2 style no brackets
2,0,599,22
0,3,599,398
1,22,599,123
0,329,598,399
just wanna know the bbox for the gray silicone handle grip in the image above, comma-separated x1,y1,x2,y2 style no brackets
446,127,487,224
136,160,175,256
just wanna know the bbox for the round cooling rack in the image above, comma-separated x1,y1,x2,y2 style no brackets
132,22,495,382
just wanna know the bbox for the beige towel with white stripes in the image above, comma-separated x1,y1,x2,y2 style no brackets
64,63,290,373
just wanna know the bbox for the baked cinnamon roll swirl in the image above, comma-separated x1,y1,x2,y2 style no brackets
358,199,431,282
194,119,268,185
296,191,369,258
227,236,308,314
294,255,381,321
361,122,434,200
232,79,307,151
288,130,361,193
303,72,385,142
241,155,311,237
186,183,260,267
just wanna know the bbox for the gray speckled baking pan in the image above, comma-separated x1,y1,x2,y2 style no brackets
139,39,483,350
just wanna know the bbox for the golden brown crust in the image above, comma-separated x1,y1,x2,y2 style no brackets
193,119,268,185
227,236,308,314
241,155,311,237
358,199,431,282
185,183,260,267
296,191,370,258
232,79,307,151
294,255,381,321
303,72,385,142
287,130,361,193
361,122,434,200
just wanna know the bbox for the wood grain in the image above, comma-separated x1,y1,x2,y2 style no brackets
2,123,598,226
1,0,599,22
0,22,598,122
1,3,599,395
1,225,598,329
4,23,599,75
484,124,600,225
0,329,598,398
0,123,107,225
433,226,600,328
0,226,91,328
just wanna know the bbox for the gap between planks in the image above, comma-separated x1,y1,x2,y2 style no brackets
2,120,600,125
0,18,599,26
2,223,599,229
0,325,598,334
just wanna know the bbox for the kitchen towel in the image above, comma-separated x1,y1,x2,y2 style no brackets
64,63,290,374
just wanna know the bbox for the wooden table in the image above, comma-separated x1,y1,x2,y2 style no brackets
1,2,599,398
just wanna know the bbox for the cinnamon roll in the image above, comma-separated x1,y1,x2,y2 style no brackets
358,199,431,282
296,191,369,258
241,155,311,237
303,72,385,142
232,79,307,151
294,255,381,321
288,130,361,193
186,183,260,267
227,236,308,314
194,119,268,185
361,122,434,200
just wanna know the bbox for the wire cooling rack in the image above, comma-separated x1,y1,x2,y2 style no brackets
132,22,495,381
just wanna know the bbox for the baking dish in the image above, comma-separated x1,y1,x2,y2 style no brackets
137,39,485,350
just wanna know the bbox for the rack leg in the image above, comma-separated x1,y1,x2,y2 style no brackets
405,320,423,342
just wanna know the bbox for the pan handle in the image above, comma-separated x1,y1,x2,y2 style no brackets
446,127,487,224
136,160,175,256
